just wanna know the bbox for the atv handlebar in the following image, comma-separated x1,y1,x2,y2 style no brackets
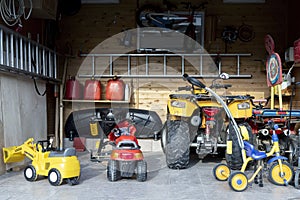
183,74,206,89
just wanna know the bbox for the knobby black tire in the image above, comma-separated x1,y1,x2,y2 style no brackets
226,122,255,170
136,160,147,182
165,120,190,169
107,160,120,182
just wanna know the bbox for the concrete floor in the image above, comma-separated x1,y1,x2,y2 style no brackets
1,150,300,200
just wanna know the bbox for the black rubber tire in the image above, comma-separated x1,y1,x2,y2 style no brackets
165,120,190,169
136,160,147,182
295,170,300,189
107,160,120,182
67,176,80,186
24,165,38,182
48,168,63,186
160,121,169,154
287,134,298,166
225,122,255,170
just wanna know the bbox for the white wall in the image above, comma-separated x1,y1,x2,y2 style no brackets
0,74,47,172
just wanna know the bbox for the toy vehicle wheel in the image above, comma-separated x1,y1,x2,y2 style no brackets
136,160,147,182
213,163,231,181
48,168,63,186
107,160,120,182
165,120,190,169
268,161,294,186
228,172,248,192
67,176,80,186
24,165,38,182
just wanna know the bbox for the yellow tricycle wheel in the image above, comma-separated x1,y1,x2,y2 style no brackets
213,163,231,181
268,161,294,186
228,172,248,192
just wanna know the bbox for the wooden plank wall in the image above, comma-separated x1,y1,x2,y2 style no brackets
56,0,299,124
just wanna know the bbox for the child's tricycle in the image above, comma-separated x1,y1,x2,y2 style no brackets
213,121,294,191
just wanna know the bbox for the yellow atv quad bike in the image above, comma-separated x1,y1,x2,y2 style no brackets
160,73,255,169
3,138,81,186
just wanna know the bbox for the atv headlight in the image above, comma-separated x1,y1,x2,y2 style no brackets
171,100,186,108
237,102,250,110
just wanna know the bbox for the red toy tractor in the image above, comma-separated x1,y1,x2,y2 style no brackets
107,120,147,182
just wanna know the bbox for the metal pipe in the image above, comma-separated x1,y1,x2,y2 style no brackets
20,37,23,70
0,29,3,65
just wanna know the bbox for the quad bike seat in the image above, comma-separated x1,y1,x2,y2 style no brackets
244,141,266,160
49,148,76,157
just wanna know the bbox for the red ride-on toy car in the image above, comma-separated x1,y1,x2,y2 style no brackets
107,135,147,182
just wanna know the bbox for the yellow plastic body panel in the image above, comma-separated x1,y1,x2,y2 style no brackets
32,156,80,178
3,138,81,179
227,99,252,119
168,98,222,117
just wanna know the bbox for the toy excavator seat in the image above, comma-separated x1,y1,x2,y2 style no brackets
49,148,76,157
244,141,267,160
3,146,25,163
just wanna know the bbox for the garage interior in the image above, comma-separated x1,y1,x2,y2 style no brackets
1,0,300,189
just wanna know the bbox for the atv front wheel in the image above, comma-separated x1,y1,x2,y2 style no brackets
165,120,190,169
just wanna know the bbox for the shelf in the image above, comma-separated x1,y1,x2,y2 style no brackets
62,99,130,103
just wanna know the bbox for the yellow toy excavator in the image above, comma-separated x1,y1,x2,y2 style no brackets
3,138,80,186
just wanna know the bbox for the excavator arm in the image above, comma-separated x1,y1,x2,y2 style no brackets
3,138,37,163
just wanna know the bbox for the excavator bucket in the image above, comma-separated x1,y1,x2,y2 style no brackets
3,146,25,163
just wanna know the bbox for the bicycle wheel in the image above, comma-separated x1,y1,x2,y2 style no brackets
136,4,162,27
228,172,248,192
268,161,294,186
213,163,231,181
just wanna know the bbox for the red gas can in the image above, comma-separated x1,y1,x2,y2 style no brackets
84,79,101,100
106,77,125,101
65,76,81,100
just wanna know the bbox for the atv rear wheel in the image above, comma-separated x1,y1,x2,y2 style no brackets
225,122,255,170
165,120,190,169
136,160,147,182
107,160,120,181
